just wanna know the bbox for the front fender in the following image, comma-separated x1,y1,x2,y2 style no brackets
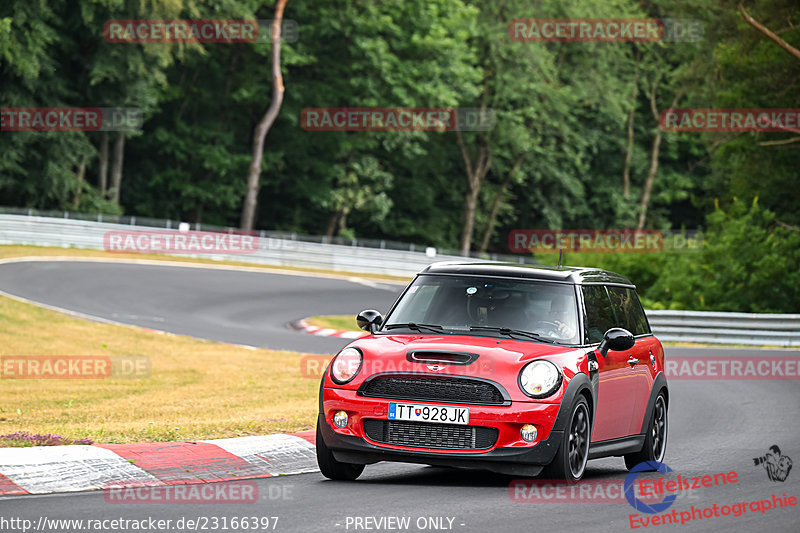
552,371,596,435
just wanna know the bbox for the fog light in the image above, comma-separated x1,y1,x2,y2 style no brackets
521,424,538,442
333,411,349,428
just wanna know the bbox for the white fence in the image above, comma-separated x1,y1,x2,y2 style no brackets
1,214,798,346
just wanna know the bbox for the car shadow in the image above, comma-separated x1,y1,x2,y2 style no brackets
346,463,630,488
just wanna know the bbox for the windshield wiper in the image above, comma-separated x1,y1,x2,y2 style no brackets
469,325,556,343
384,322,445,333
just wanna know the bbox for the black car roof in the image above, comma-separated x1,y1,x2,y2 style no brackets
419,261,635,287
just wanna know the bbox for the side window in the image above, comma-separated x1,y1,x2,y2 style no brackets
582,285,615,344
628,289,651,335
607,286,651,336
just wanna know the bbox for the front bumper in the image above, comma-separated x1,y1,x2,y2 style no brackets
319,388,565,476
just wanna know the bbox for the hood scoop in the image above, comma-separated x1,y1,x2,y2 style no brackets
406,350,479,366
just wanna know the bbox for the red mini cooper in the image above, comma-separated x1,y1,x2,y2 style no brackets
316,262,668,482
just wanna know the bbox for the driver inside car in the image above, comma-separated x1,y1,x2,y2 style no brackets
548,296,578,340
523,289,577,341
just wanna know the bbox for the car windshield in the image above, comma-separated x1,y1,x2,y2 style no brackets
383,275,580,344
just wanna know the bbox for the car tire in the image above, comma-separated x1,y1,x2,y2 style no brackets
624,392,668,471
316,423,365,481
543,396,590,482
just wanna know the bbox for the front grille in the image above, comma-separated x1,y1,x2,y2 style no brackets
363,419,498,450
360,376,507,405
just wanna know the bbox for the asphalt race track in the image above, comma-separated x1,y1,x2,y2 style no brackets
1,259,798,532
0,260,404,354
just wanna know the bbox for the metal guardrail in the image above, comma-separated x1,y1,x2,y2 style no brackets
0,206,536,263
0,214,495,277
646,310,800,347
0,214,797,346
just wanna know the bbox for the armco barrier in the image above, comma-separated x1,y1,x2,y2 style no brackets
0,214,797,346
645,310,800,347
0,214,484,277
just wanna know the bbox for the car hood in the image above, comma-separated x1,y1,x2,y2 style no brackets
346,333,585,382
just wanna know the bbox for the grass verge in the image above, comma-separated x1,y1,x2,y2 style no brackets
0,243,404,446
0,293,320,445
306,315,362,332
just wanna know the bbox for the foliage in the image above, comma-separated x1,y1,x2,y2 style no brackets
1,0,797,311
537,199,800,312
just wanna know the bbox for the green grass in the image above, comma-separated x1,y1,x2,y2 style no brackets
306,315,362,332
0,293,322,444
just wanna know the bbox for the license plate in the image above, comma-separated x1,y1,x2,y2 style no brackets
388,403,469,425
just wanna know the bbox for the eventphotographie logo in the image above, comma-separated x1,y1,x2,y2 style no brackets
753,445,793,482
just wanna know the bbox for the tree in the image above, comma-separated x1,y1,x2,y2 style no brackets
459,0,645,253
694,0,800,225
738,1,800,61
266,0,482,238
240,0,288,231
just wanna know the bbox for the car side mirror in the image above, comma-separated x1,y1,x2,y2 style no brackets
597,327,635,358
356,309,383,333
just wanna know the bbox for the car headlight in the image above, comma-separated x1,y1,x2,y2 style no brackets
519,360,562,398
330,347,363,384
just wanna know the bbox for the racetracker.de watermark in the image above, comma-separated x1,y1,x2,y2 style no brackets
509,474,711,504
1,355,151,379
665,356,800,380
104,229,258,254
660,108,800,132
508,229,702,253
104,19,299,43
300,108,495,132
103,481,261,504
300,355,497,379
509,18,704,42
1,108,142,132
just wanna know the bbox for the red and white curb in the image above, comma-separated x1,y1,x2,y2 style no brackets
290,318,366,339
0,431,317,496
